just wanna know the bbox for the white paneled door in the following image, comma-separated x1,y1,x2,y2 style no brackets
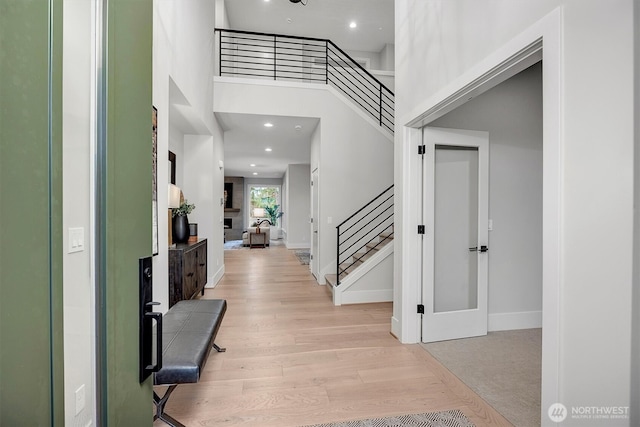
422,127,489,343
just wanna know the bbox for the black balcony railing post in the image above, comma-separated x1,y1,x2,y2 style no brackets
325,40,328,85
217,30,221,76
273,36,277,80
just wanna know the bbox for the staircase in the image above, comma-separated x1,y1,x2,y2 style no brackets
214,29,395,304
326,185,394,305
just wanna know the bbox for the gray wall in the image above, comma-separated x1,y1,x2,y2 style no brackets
431,62,543,329
224,176,244,240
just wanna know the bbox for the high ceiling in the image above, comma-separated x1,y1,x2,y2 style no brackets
219,0,394,178
224,0,394,53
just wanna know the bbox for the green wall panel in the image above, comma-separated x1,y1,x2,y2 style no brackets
103,0,154,424
0,0,64,425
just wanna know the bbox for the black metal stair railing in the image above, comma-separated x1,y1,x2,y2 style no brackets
215,28,394,134
336,185,394,286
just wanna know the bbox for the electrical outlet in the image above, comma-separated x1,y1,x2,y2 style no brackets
75,384,85,415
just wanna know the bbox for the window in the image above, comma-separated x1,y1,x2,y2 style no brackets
249,185,281,226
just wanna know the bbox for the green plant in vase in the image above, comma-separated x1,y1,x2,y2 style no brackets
172,200,195,217
172,200,195,243
264,205,283,226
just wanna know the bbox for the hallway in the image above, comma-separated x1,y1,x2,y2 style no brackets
154,245,511,426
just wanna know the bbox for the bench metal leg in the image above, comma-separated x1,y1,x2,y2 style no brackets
153,385,186,427
213,343,226,352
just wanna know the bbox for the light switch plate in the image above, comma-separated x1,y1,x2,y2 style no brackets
68,227,85,253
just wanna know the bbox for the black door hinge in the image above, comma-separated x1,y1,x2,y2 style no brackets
417,304,425,314
417,225,425,235
418,145,426,155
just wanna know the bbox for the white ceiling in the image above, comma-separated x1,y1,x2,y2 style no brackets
224,0,395,53
219,0,394,179
216,112,319,179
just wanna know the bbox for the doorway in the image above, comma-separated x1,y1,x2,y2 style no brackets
311,167,320,279
418,62,543,425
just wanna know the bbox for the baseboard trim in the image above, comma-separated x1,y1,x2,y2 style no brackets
206,264,225,289
340,289,393,305
285,242,311,249
391,316,401,339
488,310,542,331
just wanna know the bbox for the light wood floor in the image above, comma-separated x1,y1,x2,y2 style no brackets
154,243,512,426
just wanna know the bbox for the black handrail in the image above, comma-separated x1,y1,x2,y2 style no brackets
337,184,394,228
215,28,394,135
336,185,394,285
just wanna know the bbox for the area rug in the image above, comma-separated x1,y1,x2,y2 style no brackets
223,240,245,250
294,250,310,265
300,410,474,427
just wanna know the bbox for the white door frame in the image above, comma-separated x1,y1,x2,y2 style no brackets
397,8,563,416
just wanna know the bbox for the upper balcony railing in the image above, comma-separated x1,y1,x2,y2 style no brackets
215,29,394,134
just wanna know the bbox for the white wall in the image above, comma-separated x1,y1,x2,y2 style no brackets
62,1,96,424
379,43,395,71
215,78,393,282
395,1,635,424
284,164,311,248
184,135,225,285
430,62,543,330
215,0,229,28
154,0,225,310
632,3,640,425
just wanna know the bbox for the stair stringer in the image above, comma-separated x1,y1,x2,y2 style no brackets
333,241,394,306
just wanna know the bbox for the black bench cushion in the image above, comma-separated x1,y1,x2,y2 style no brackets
154,299,226,385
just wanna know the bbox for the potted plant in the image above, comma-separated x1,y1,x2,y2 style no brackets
172,200,195,243
264,205,283,240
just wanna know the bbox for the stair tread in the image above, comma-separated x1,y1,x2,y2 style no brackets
325,274,338,287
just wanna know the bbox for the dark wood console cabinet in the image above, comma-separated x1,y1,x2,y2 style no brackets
168,239,207,307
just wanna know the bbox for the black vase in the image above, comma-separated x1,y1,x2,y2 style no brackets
173,215,189,243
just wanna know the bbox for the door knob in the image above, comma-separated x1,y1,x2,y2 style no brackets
469,247,477,252
480,245,489,253
469,246,489,253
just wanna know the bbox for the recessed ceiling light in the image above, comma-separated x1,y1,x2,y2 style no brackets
253,172,258,175
349,21,357,29
250,163,256,167
264,122,273,128
265,148,272,152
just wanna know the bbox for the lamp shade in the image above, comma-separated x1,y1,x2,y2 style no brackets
253,207,265,218
168,184,181,208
